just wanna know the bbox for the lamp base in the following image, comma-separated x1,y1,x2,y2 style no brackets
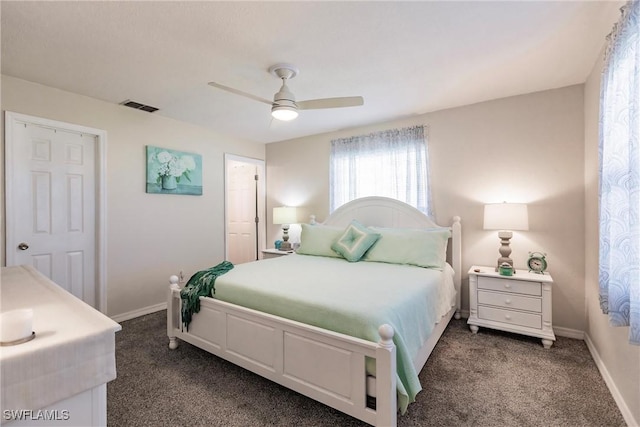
279,224,293,251
495,231,516,273
279,241,292,251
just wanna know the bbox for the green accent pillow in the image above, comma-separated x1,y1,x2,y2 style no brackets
331,220,381,262
362,227,450,269
296,224,343,258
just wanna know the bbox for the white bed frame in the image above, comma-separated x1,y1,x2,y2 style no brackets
167,197,461,426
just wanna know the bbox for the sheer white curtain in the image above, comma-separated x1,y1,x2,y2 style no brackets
329,125,432,216
598,0,640,345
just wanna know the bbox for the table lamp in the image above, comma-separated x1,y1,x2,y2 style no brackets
273,206,298,251
483,202,529,272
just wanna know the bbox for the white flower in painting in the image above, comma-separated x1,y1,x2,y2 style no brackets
168,158,186,177
156,151,173,164
154,150,197,185
180,155,196,172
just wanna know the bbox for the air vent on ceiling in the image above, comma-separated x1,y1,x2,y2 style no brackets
120,100,159,113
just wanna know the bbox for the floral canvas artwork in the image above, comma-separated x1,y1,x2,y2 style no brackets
146,146,203,195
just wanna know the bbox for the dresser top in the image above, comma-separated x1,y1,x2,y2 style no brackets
469,265,553,283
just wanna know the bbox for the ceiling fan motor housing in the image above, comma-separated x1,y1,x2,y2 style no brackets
274,83,297,108
271,78,299,121
270,63,299,110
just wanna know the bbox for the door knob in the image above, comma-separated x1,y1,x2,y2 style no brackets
18,242,29,250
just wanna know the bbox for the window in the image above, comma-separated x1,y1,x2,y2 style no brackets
329,125,431,215
598,0,640,345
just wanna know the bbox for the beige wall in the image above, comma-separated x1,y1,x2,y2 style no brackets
1,75,265,318
267,85,586,331
584,53,640,424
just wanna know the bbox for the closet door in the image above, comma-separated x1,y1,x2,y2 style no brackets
225,154,265,264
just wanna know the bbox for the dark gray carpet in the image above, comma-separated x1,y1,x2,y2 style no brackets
108,311,625,426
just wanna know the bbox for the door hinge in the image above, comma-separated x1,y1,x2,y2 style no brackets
254,174,259,181
255,217,259,223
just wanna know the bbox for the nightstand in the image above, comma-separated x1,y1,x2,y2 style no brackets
261,248,294,259
467,266,555,348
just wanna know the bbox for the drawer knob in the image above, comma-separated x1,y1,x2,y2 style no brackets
504,284,511,289
505,299,512,304
505,314,512,320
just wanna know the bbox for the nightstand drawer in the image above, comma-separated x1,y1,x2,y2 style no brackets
478,306,542,329
477,276,541,296
477,290,542,312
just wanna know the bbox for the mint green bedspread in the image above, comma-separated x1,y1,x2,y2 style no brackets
213,254,456,414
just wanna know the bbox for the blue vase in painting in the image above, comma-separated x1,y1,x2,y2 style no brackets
162,175,177,190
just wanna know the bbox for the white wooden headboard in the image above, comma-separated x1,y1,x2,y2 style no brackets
323,196,462,318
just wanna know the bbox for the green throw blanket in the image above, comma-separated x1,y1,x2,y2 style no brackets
180,261,234,329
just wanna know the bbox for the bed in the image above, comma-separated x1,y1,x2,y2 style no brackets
167,197,461,426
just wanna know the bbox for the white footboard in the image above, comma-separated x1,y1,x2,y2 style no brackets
167,277,397,426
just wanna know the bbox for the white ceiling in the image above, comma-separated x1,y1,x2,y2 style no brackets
1,1,623,144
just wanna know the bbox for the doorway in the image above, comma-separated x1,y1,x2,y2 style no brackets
4,111,107,312
224,154,265,264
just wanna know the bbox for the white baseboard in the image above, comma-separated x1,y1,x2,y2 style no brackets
553,326,584,340
110,302,167,323
584,333,638,427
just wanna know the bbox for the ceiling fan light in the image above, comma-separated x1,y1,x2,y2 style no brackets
271,105,299,121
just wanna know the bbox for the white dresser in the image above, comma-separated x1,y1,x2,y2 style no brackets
467,266,555,348
1,266,121,426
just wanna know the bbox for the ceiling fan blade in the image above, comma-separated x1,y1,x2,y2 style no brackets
297,96,364,110
207,82,272,105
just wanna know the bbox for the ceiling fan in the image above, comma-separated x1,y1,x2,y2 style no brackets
208,63,364,121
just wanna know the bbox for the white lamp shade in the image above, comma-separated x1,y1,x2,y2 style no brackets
273,206,298,225
483,203,529,231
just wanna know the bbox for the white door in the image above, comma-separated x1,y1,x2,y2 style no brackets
225,155,265,264
5,112,106,311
